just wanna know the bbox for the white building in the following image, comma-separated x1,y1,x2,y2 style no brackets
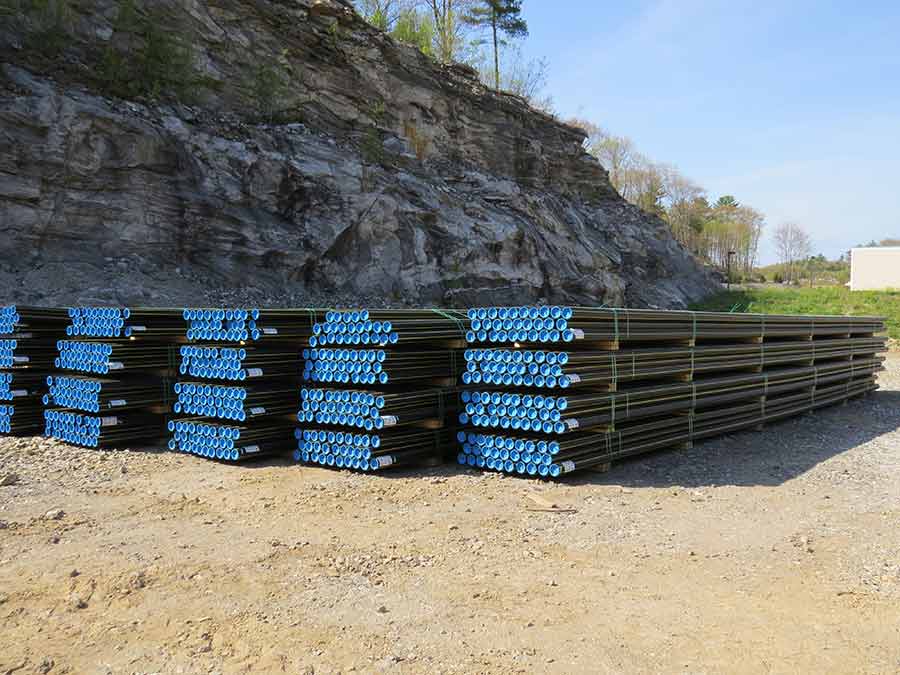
850,247,900,291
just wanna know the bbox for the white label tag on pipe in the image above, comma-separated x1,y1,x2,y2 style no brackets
566,419,579,430
561,460,576,473
12,356,29,363
568,374,581,383
381,415,398,427
109,399,127,407
10,390,28,397
107,362,124,370
572,329,585,340
250,407,266,415
100,416,119,427
247,368,263,377
242,445,261,454
129,325,147,332
262,328,278,335
377,456,394,467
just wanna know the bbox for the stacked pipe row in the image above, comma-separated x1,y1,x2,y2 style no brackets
168,309,314,462
0,306,70,435
1,302,890,479
457,306,886,477
295,309,468,472
43,307,181,447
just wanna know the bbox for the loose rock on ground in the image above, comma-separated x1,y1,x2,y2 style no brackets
1,360,899,673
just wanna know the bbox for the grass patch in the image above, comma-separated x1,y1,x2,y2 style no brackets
692,285,900,339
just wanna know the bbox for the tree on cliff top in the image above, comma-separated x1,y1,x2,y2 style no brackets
353,1,551,107
468,42,551,110
356,0,405,29
462,0,528,90
426,0,472,62
392,7,435,56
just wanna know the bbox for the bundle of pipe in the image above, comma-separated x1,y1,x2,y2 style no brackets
67,306,187,340
0,306,70,435
44,409,165,448
183,308,317,343
169,308,317,462
167,419,297,461
44,375,168,414
296,309,468,471
464,306,884,345
172,382,297,422
457,306,886,477
308,309,468,347
461,337,887,391
295,427,456,471
56,341,171,375
297,388,450,431
43,306,182,448
178,346,299,381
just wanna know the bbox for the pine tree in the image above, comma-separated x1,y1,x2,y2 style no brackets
463,0,528,90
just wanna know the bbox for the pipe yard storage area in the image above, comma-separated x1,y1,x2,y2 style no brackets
1,303,899,673
0,304,888,476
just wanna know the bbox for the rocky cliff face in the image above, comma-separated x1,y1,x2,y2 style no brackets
0,0,717,308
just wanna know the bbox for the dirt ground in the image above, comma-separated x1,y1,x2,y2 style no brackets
2,361,899,675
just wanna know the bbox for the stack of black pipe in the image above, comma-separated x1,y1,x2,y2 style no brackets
43,307,180,448
294,309,468,472
167,308,314,462
0,306,69,436
457,306,886,478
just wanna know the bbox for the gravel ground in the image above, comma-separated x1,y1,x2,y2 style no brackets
1,360,899,674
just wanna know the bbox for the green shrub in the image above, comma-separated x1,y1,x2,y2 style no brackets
251,62,288,121
361,126,385,165
0,0,21,17
327,20,342,48
391,8,434,56
99,0,195,100
20,0,71,58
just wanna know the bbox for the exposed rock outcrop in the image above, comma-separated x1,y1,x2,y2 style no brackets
0,0,717,307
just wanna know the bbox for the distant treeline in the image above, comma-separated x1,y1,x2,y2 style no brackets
352,1,552,110
564,120,765,276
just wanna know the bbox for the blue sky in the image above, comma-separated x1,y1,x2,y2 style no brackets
519,0,900,263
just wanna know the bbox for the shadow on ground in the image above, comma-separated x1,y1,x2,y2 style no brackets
566,390,900,489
